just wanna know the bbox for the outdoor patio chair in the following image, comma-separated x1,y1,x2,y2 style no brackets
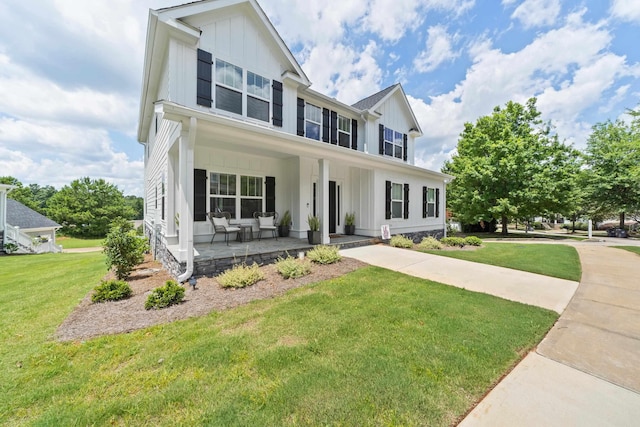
208,211,241,245
253,211,278,240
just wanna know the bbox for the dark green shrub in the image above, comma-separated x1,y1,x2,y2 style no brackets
217,263,264,288
103,218,149,280
441,237,466,247
306,245,342,264
390,235,414,248
275,256,312,279
464,236,483,246
91,280,132,303
145,280,185,310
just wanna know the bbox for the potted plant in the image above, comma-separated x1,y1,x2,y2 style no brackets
307,214,321,244
278,210,292,237
344,212,355,235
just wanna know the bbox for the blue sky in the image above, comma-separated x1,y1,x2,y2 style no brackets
0,0,638,196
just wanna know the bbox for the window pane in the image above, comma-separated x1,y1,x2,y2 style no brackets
216,85,242,115
306,103,321,123
210,173,219,194
338,132,350,147
392,201,402,219
392,183,403,200
306,122,320,140
394,145,403,159
385,127,393,142
247,72,270,100
211,197,236,217
428,204,435,217
427,188,435,203
385,142,393,156
394,131,403,144
338,115,350,132
247,96,269,121
215,60,242,89
241,199,262,219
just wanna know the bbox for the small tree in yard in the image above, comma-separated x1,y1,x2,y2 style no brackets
103,218,149,280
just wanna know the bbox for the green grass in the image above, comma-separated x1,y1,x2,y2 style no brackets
613,246,640,256
420,242,582,281
57,236,104,249
0,255,558,426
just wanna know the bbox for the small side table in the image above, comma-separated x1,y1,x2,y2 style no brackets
236,224,253,242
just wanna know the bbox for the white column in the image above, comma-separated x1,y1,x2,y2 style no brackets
178,118,197,261
443,179,449,238
318,159,330,244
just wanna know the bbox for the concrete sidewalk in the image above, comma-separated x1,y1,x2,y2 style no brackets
341,243,640,426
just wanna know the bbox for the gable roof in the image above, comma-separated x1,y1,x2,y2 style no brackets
351,84,399,111
6,199,60,230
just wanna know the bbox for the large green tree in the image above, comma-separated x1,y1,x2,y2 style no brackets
443,98,581,234
0,176,39,211
583,113,640,228
47,178,135,237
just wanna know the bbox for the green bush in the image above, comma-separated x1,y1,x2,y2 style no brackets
217,263,265,288
145,280,185,310
390,235,414,248
275,256,312,279
441,237,466,247
417,236,443,250
91,280,132,303
306,245,342,264
464,236,483,246
103,218,149,280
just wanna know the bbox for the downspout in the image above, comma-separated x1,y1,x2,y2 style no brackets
443,179,449,238
178,117,197,283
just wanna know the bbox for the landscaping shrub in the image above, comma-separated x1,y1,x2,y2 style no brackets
441,236,466,247
217,263,265,288
464,236,483,246
417,236,443,250
306,245,342,264
91,280,132,303
145,280,185,310
103,218,149,280
390,235,414,248
275,256,312,279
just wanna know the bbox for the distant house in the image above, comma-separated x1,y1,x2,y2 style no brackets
138,0,453,278
2,198,62,254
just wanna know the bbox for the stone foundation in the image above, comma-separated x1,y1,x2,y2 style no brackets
394,229,445,243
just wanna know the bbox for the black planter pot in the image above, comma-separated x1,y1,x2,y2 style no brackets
344,225,355,235
307,230,321,245
278,225,290,237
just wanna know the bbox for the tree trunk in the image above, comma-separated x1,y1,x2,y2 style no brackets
620,212,625,229
501,215,508,235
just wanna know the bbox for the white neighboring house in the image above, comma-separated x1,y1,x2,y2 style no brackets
1,197,62,254
138,0,453,278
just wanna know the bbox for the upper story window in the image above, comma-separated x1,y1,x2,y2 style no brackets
338,115,351,148
305,103,322,140
247,72,270,122
215,59,243,115
384,127,404,159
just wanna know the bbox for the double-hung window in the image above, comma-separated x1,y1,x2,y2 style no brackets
338,115,351,147
247,72,270,122
305,103,322,140
427,188,435,217
215,60,243,115
391,183,404,219
384,127,404,159
240,175,263,219
210,173,237,217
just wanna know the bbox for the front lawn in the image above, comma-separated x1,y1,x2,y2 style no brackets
1,253,557,426
613,246,640,256
419,242,581,282
57,236,104,249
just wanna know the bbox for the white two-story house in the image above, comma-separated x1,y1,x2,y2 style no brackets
138,0,452,279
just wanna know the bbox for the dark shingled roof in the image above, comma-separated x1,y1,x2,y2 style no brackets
7,199,60,230
351,84,399,110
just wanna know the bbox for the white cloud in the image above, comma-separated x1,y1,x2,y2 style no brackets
414,25,459,73
610,0,640,23
511,0,561,29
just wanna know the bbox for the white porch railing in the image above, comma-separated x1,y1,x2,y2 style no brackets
4,224,62,254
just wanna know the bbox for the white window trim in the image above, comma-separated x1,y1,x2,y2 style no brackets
209,172,265,220
427,187,436,218
391,182,404,219
384,127,403,160
305,103,322,141
338,114,351,147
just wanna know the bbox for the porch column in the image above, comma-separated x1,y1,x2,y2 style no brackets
178,117,197,261
443,179,449,238
318,159,330,244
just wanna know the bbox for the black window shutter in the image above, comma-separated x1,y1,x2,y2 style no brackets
330,111,338,144
297,98,305,136
379,124,385,155
404,183,409,219
351,119,358,150
403,134,408,161
385,180,392,220
272,81,283,127
266,176,276,212
196,49,212,108
435,188,440,218
322,108,330,142
422,186,427,218
194,169,207,221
